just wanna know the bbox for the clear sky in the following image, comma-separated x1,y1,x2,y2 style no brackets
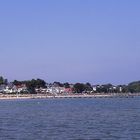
0,0,140,84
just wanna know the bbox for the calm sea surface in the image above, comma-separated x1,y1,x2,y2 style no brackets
0,97,140,140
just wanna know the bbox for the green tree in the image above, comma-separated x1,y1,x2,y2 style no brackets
73,83,86,93
12,78,47,94
26,80,36,94
0,76,4,85
127,81,140,93
63,82,70,88
13,80,22,85
36,79,46,88
85,83,93,92
53,82,63,87
96,84,113,93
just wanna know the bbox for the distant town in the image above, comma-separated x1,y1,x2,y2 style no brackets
0,76,140,96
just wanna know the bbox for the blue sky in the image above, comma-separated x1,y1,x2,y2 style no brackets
0,0,140,84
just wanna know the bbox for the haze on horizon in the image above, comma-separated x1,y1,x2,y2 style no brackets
0,0,140,85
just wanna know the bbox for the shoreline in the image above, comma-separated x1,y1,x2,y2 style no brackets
0,93,139,100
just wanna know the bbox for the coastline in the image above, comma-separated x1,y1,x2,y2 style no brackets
0,93,139,100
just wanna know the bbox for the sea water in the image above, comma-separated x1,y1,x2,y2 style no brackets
0,97,140,140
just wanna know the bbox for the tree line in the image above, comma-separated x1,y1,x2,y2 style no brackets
0,76,140,93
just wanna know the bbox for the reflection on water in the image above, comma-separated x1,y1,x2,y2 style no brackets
0,97,140,140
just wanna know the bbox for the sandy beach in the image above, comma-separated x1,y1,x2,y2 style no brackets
0,93,138,100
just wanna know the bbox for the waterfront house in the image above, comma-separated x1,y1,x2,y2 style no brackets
92,85,97,92
15,84,28,93
64,88,73,94
0,84,6,93
35,87,47,94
